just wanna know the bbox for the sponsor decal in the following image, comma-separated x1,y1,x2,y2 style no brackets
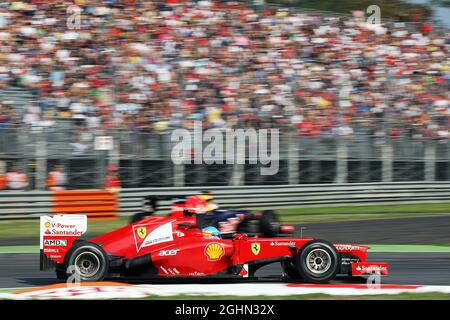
133,222,174,252
334,244,364,251
43,248,59,253
352,263,389,275
204,242,225,261
43,239,67,247
270,241,295,247
251,242,261,256
43,223,84,236
158,249,180,256
164,268,180,275
48,254,63,259
188,271,205,276
175,231,185,237
355,265,387,272
40,215,87,249
160,266,169,275
136,227,147,239
172,268,180,275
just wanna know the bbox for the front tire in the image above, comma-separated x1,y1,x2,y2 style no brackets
64,242,109,282
295,240,340,283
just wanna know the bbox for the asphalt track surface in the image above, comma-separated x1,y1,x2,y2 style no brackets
1,252,450,289
298,215,450,244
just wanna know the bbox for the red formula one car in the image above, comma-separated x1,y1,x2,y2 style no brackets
40,214,388,283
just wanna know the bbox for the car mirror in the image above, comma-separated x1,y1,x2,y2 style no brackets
183,209,196,216
177,221,196,229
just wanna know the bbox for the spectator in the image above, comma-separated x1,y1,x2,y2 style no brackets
105,164,121,192
0,1,446,140
0,161,6,190
6,165,28,191
46,165,68,190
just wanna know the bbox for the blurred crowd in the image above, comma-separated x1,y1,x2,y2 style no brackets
0,0,448,140
0,161,121,191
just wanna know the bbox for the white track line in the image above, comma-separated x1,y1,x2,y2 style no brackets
1,283,450,299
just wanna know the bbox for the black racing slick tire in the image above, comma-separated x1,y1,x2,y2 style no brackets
295,240,340,283
259,210,279,237
64,242,109,282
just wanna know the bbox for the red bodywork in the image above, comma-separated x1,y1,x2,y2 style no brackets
41,215,388,278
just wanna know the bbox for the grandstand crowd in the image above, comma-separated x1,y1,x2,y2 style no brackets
0,0,448,140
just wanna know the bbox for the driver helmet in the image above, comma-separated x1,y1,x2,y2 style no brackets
202,226,221,237
198,193,219,212
184,195,208,214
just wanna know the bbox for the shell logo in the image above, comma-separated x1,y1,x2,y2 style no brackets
44,221,51,228
204,242,225,261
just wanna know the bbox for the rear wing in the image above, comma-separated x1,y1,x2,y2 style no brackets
40,215,87,270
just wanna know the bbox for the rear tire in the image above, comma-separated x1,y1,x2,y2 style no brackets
295,240,340,283
64,242,109,282
259,210,279,237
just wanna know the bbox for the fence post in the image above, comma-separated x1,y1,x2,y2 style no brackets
35,131,47,190
448,140,450,181
229,132,245,186
288,131,299,184
382,138,393,182
424,139,436,181
335,137,348,183
174,163,185,187
230,164,244,186
109,130,120,171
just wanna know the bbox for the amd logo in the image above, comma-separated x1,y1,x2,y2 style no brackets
158,249,180,256
44,239,67,246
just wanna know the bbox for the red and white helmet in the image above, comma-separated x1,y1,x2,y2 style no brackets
183,195,209,214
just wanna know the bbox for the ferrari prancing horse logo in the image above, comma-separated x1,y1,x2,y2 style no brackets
137,227,147,239
251,242,261,256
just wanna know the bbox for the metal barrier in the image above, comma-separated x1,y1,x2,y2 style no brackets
118,182,450,215
1,183,449,220
0,190,118,219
